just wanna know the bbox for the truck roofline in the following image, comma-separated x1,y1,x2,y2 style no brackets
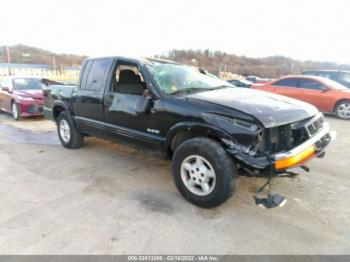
83,56,180,66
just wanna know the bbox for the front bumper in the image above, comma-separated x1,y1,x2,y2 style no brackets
17,100,44,117
273,122,336,170
227,121,336,174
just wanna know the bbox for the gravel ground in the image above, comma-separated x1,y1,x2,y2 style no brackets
0,113,349,254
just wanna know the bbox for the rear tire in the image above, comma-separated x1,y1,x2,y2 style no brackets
172,137,238,208
57,111,84,149
12,102,20,121
335,100,350,120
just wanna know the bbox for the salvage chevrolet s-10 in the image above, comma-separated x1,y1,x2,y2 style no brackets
43,57,336,207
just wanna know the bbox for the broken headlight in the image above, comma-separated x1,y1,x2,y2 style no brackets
202,113,263,155
202,113,260,132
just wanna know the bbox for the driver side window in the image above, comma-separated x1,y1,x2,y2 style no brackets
111,63,146,96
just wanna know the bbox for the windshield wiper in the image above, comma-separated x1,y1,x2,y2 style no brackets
171,87,212,95
211,85,233,89
171,85,232,95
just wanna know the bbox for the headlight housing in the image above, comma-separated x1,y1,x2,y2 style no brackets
202,113,260,132
202,113,264,155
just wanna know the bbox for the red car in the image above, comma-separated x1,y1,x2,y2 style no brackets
252,75,350,119
0,76,44,120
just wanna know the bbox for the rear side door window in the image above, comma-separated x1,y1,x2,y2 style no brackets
272,78,298,88
298,79,326,91
85,59,111,91
79,60,92,89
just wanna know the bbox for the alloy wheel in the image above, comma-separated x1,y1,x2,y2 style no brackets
59,119,71,143
180,155,216,196
337,102,350,119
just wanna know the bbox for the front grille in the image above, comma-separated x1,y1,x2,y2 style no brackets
305,114,324,137
266,113,324,153
267,124,308,153
27,104,43,114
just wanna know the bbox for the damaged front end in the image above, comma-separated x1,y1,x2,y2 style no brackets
271,113,336,172
205,112,336,176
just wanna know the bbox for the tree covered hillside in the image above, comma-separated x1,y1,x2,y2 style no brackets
0,44,86,67
157,49,350,78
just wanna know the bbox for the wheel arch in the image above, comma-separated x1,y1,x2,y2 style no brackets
52,101,69,121
164,122,231,160
334,99,350,112
52,101,70,121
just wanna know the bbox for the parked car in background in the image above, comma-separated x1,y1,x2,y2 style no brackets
227,79,253,88
252,75,350,119
0,76,44,120
245,76,271,84
302,70,350,89
43,56,335,208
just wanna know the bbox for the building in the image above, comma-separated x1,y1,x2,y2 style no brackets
0,63,80,80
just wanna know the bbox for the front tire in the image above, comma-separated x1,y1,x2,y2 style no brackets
12,102,20,121
57,111,84,149
335,100,350,120
172,137,238,208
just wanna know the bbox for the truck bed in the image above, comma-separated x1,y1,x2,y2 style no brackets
42,82,76,121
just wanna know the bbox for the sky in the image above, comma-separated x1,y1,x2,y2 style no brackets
1,0,350,64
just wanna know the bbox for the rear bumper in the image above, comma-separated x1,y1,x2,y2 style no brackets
227,121,336,174
17,100,44,117
43,106,55,121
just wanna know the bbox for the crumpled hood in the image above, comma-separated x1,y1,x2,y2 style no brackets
14,89,43,99
187,88,319,128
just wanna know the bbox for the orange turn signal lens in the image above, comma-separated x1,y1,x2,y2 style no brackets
274,145,315,170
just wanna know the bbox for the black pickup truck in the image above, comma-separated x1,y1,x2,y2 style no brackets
43,57,336,207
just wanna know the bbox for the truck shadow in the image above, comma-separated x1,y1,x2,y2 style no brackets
82,136,274,214
0,119,288,214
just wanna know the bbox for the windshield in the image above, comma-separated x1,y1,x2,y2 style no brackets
13,78,42,90
146,62,233,94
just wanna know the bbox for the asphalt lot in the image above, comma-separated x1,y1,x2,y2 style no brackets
0,113,349,254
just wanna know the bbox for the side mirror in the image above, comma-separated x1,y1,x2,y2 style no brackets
134,95,152,114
